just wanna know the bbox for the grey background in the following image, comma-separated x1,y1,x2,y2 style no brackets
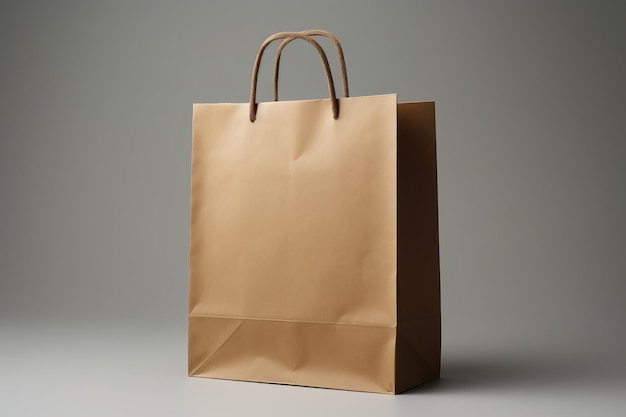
1,1,624,415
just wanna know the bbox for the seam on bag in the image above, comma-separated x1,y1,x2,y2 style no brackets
397,332,437,377
189,313,396,328
190,319,245,376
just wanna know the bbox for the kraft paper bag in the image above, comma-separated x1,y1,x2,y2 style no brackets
188,30,440,394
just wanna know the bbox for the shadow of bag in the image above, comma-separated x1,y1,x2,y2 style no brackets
188,30,441,394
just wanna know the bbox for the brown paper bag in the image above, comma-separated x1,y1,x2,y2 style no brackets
188,30,440,394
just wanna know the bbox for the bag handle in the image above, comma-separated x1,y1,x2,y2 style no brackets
273,30,349,101
249,31,339,122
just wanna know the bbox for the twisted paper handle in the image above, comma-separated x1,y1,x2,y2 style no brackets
273,30,349,101
249,31,339,122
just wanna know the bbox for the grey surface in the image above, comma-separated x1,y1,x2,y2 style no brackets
1,1,625,415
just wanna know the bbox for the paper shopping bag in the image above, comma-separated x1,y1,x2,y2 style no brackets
188,30,440,394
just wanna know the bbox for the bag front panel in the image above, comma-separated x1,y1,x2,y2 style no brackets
189,94,398,327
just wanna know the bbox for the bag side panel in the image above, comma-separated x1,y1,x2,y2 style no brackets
395,101,441,393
